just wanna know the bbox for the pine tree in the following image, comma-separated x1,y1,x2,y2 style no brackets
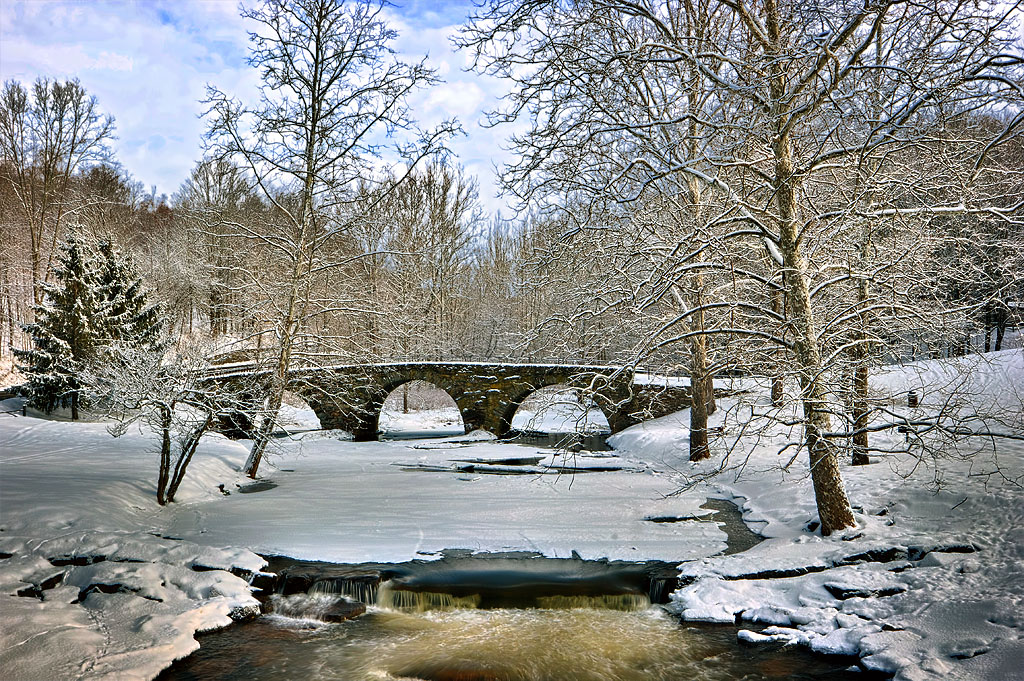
15,235,164,420
14,235,99,419
94,240,164,351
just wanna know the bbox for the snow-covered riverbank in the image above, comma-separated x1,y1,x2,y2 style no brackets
0,420,266,680
1,350,1021,680
613,351,1024,680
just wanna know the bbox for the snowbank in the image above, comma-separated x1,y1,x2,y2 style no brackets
378,406,465,436
613,350,1024,681
0,412,265,681
511,398,611,434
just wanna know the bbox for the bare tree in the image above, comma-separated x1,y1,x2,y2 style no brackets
203,0,457,477
174,159,263,339
348,162,483,360
0,78,115,307
457,3,733,460
461,0,1024,534
88,343,244,505
72,164,145,246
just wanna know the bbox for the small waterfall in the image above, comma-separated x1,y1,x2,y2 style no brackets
275,580,651,617
377,581,483,611
267,593,365,622
308,576,379,605
376,580,650,612
647,576,679,604
536,593,650,611
268,555,677,620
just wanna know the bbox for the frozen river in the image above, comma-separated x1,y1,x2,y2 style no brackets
164,427,727,564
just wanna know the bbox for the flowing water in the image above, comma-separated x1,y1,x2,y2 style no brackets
500,431,613,452
160,602,867,681
155,516,870,681
176,405,860,679
160,559,871,681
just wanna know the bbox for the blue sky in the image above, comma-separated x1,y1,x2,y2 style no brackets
0,0,512,214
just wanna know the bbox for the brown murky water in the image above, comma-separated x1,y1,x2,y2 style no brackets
160,602,870,681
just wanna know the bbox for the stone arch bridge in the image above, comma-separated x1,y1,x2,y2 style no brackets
208,362,693,441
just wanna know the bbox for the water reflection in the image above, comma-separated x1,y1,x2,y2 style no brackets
500,431,612,452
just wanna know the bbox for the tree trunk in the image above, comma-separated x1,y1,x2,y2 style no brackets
244,388,283,478
704,360,717,415
770,286,785,406
785,252,856,533
772,160,855,529
851,365,869,465
30,223,43,308
689,335,712,462
166,415,213,502
244,144,316,478
689,379,710,462
851,276,870,466
244,223,310,478
766,0,855,535
781,242,857,532
157,407,171,506
688,277,713,460
984,305,992,352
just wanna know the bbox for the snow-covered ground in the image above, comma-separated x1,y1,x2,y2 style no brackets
160,430,722,564
0,401,717,680
510,397,611,434
612,350,1024,681
1,349,1022,680
0,421,265,681
378,406,465,437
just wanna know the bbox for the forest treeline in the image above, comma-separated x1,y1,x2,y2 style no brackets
0,107,604,367
3,81,1018,373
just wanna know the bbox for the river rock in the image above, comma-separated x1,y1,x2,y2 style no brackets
229,603,262,621
321,598,366,622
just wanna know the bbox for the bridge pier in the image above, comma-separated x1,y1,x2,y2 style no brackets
304,394,379,440
456,400,488,436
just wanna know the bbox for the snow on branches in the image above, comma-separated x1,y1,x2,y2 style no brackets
14,232,164,419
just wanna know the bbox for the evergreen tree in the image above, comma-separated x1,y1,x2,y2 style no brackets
94,240,164,351
14,235,99,420
14,235,164,420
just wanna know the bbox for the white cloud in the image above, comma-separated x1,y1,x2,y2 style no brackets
383,6,523,217
0,0,256,198
0,0,519,215
425,81,486,119
85,51,136,72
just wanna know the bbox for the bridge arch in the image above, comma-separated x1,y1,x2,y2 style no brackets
376,379,465,439
506,384,611,434
279,389,322,431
